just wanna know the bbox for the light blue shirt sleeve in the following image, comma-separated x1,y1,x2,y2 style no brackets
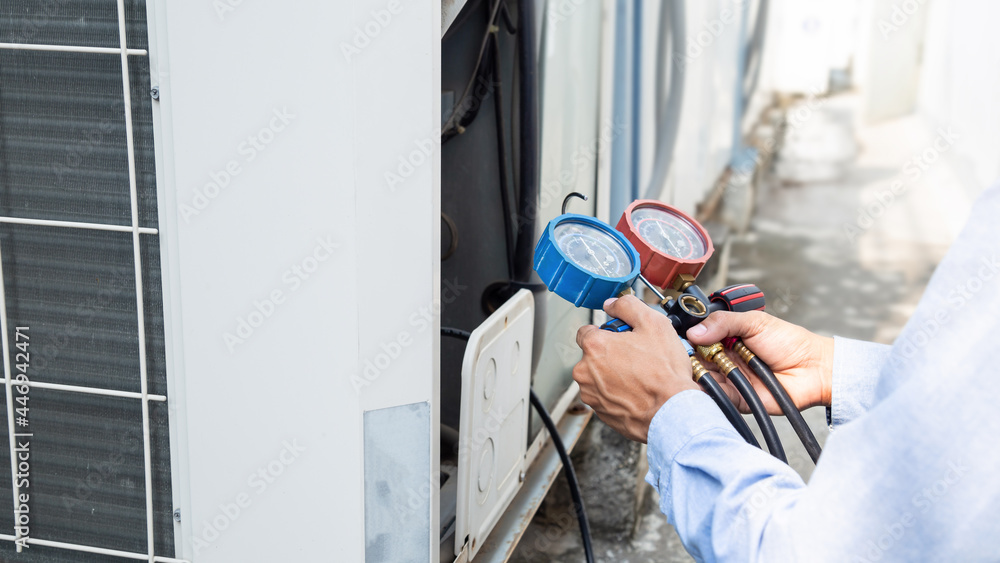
644,181,1000,562
645,390,807,562
828,336,893,428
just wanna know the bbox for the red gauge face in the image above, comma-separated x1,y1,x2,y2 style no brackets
616,200,715,290
631,207,708,260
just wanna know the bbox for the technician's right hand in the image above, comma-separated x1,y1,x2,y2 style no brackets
686,311,833,414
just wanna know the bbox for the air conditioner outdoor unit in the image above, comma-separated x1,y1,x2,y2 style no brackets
0,1,441,561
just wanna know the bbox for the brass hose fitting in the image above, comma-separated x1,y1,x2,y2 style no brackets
732,340,756,364
690,357,710,382
696,342,723,362
697,343,738,374
673,273,696,292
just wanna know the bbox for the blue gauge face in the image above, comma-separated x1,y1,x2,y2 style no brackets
631,207,707,260
554,221,634,278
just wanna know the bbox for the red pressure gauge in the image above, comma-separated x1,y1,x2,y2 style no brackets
615,200,714,290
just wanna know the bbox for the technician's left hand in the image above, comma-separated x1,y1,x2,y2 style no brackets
573,295,701,443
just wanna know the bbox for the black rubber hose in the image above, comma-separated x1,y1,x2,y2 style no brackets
727,367,787,462
441,0,508,143
746,356,823,463
529,389,595,563
490,30,517,280
442,0,486,41
698,374,760,448
441,327,473,341
512,0,539,284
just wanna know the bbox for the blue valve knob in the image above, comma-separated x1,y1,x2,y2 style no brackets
534,214,641,309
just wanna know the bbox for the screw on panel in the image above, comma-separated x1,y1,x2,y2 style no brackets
173,509,181,522
150,87,160,100
518,470,525,483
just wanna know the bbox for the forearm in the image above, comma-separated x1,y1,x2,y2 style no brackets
646,390,806,562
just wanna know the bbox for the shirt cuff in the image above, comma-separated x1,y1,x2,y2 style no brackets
645,389,741,491
828,336,892,429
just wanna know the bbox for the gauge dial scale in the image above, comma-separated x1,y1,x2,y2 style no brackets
534,214,640,309
616,200,714,290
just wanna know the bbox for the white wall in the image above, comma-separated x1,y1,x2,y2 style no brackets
917,0,1000,192
854,0,928,122
766,0,838,95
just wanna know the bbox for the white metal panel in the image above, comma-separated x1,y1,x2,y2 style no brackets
539,0,605,212
456,290,533,559
534,0,604,412
152,1,439,561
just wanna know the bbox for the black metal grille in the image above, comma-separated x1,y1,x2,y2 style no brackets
0,0,174,560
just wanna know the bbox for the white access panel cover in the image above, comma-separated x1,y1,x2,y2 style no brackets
456,289,534,559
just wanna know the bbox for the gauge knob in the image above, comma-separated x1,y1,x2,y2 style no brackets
534,214,641,309
708,284,765,313
616,200,714,290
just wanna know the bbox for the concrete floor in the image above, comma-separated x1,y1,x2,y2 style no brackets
510,93,978,562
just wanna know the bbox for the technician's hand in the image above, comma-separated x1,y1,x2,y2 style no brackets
686,311,833,414
573,295,700,443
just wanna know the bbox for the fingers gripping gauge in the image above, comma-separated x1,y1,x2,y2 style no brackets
616,200,714,290
534,214,641,309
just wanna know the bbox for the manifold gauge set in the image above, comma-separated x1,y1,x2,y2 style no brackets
531,192,824,466
534,196,714,307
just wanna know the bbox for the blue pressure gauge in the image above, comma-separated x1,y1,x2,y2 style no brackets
534,214,641,309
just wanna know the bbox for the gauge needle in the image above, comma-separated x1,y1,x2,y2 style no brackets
657,222,682,255
580,239,611,276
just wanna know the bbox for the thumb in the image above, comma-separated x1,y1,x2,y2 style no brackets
686,310,770,345
603,294,659,330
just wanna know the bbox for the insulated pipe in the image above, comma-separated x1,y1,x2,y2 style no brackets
512,0,539,284
490,30,517,280
742,0,769,114
644,0,686,200
730,0,769,163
